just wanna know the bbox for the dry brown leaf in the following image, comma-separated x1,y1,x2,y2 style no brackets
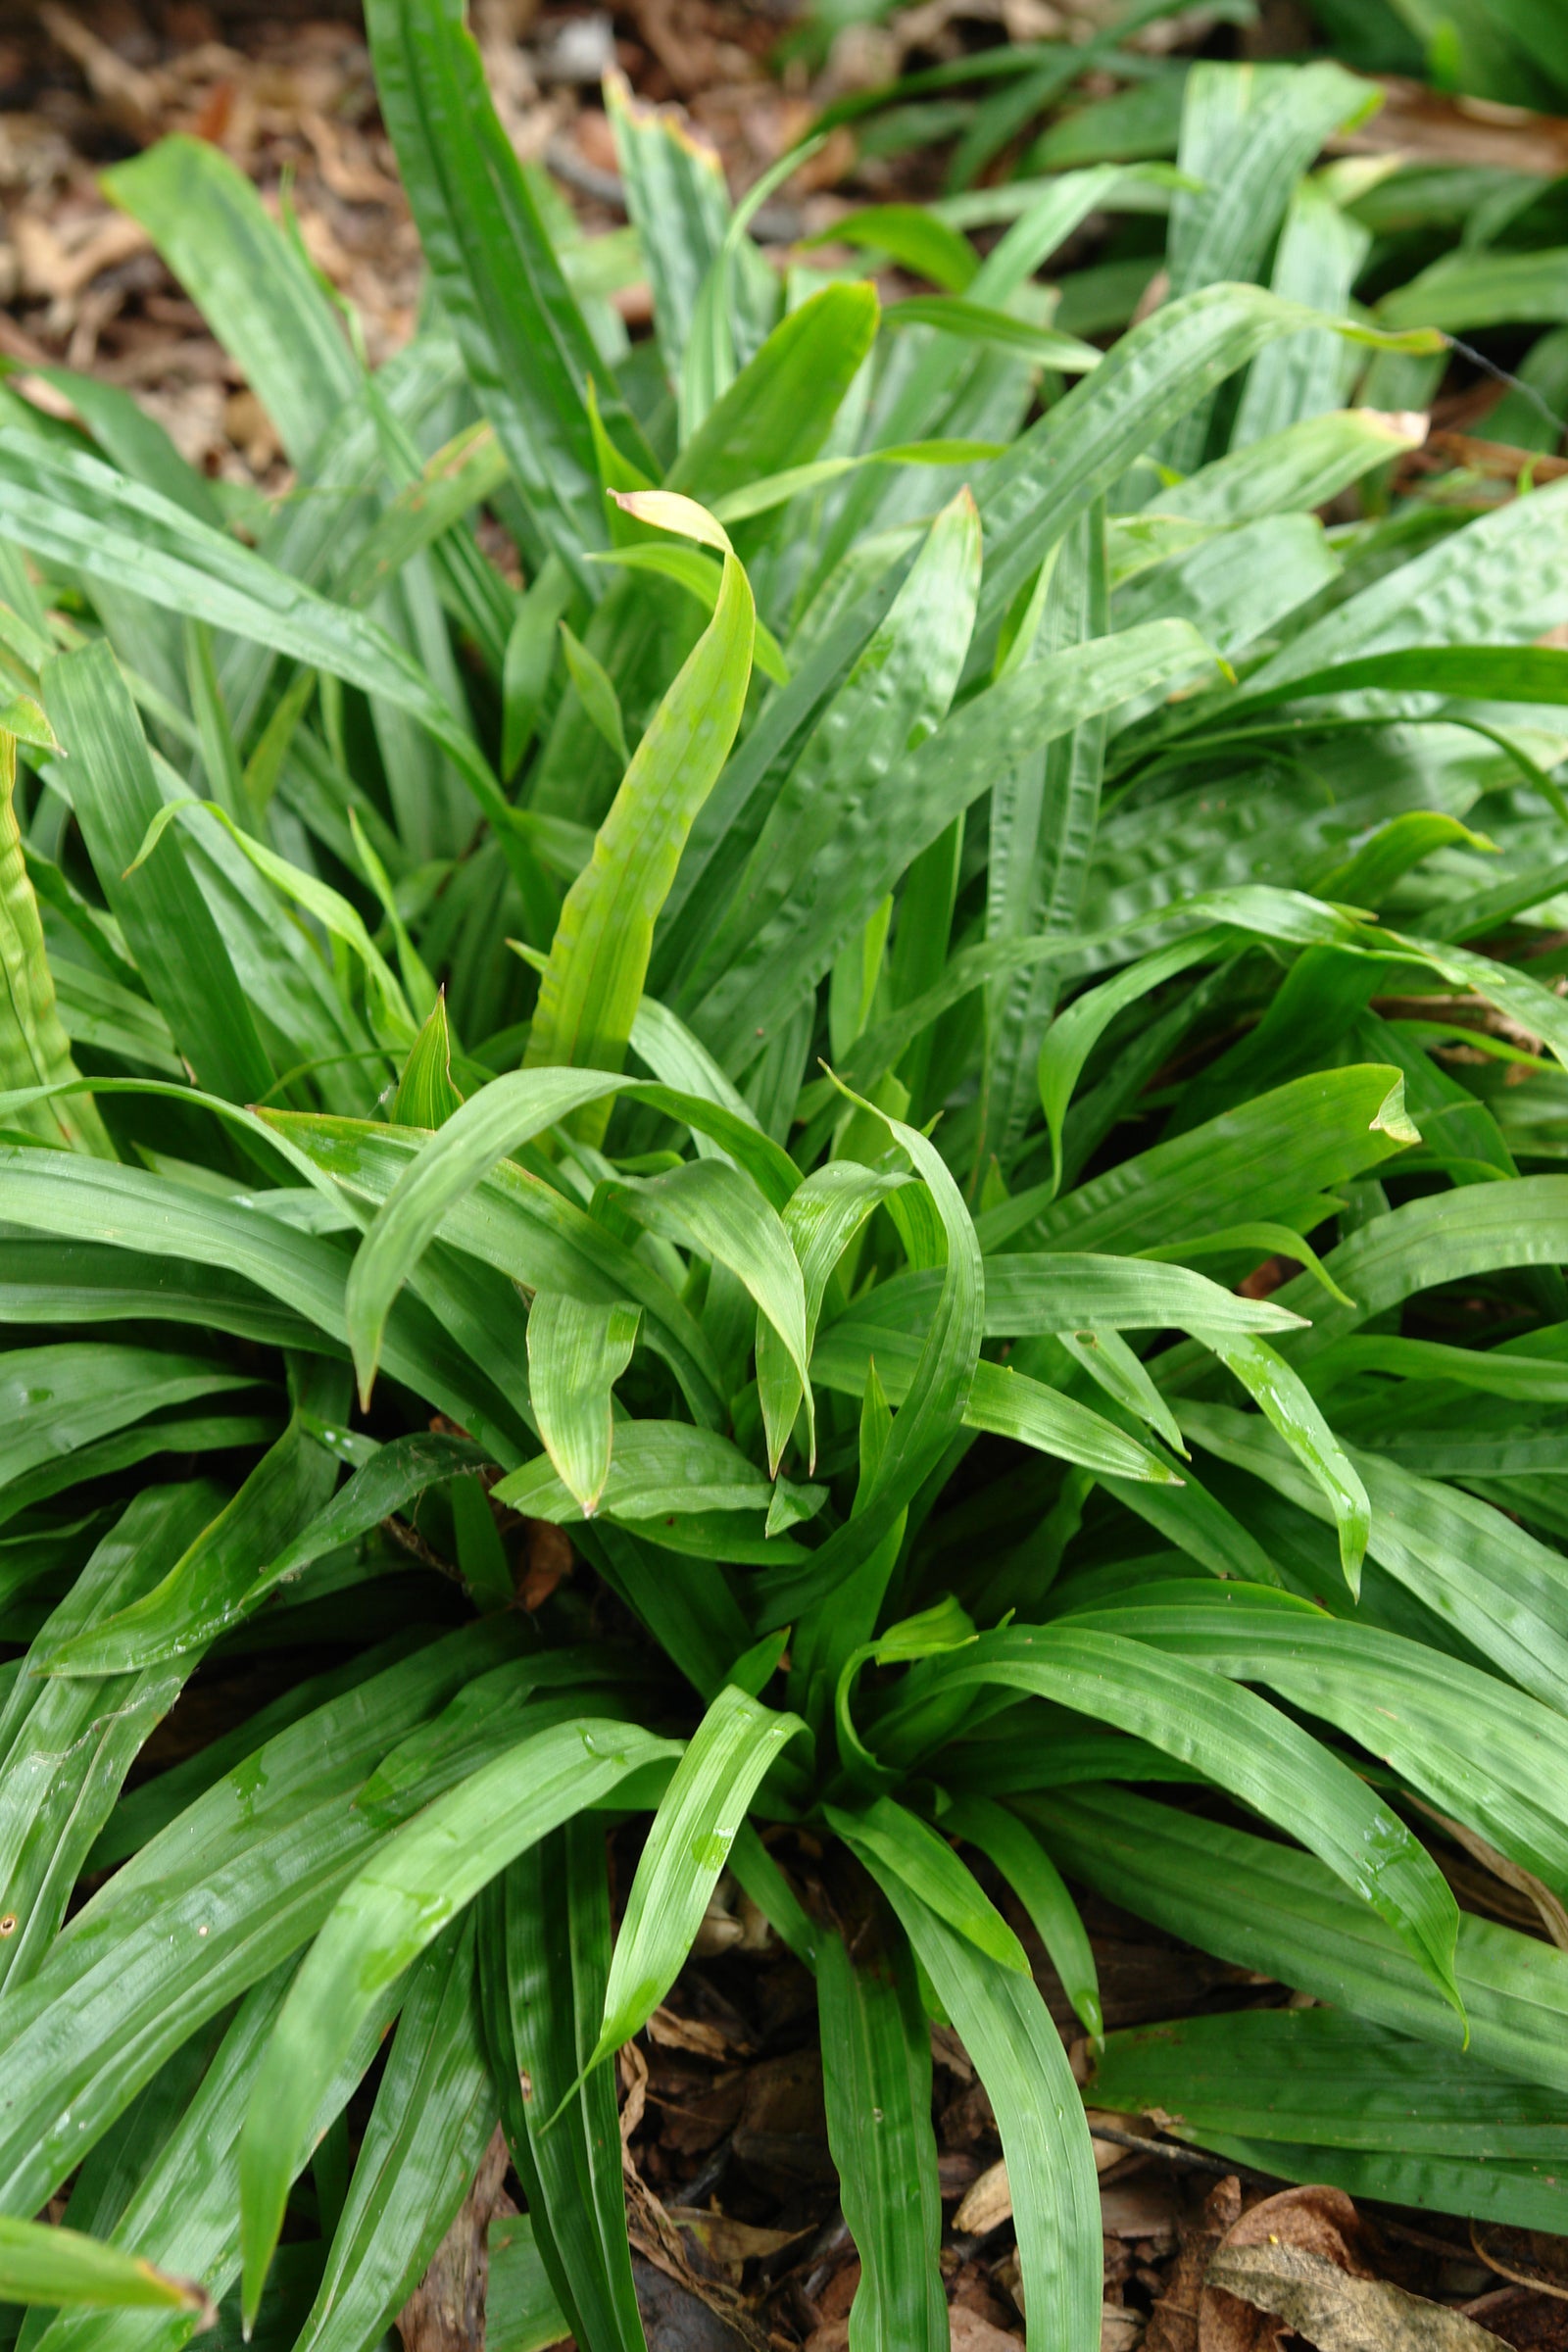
1101,2178,1182,2247
1334,76,1568,175
1200,2183,1372,2351
299,107,402,205
622,2147,769,2351
1146,2175,1243,2352
954,2157,1012,2237
618,2036,650,2142
647,2004,733,2060
38,3,164,142
1207,2243,1505,2351
395,2125,513,2352
664,2208,805,2268
949,2306,1023,2350
1087,2108,1154,2176
932,2022,976,2082
519,1518,572,1609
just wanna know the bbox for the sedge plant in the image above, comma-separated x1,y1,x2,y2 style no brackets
6,16,1568,2350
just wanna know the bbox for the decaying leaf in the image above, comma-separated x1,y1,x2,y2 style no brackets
1205,2243,1505,2352
396,2128,513,2352
1200,2183,1373,2351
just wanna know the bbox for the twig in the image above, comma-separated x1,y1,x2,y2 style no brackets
1470,2219,1568,2302
1087,2124,1266,2181
379,1513,466,1590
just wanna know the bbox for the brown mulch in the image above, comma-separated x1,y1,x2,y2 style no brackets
0,0,1205,486
472,1833,1568,2352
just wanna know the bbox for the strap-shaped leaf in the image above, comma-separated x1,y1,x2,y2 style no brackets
41,1382,346,1675
343,1067,628,1400
479,1824,648,2352
1091,2002,1568,2234
1032,1787,1564,2091
393,994,464,1129
610,1157,810,1473
340,1063,797,1405
818,1924,948,2352
524,494,755,1136
875,1626,1462,2015
944,1793,1103,2042
688,620,1221,1077
104,137,355,471
983,1064,1416,1255
560,621,630,767
803,1316,1179,1500
1185,1402,1568,1713
586,1684,804,2076
130,795,416,1051
0,727,113,1157
604,67,728,390
1060,1589,1568,1901
0,2217,209,2318
1194,1329,1369,1589
0,1619,519,2219
0,1481,224,1993
291,1920,498,2352
239,1716,676,2322
968,281,1438,672
41,644,272,1104
494,1419,769,1523
756,1162,908,1474
828,1796,1028,1976
860,1868,1103,2352
764,1088,983,1635
980,498,1108,1171
527,1292,642,1515
364,0,649,577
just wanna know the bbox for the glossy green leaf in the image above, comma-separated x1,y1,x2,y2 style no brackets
0,1621,519,2218
364,0,648,576
687,617,1218,1077
15,451,514,856
41,643,272,1103
0,2218,209,2319
875,1626,1462,2011
1032,1787,1568,2089
1090,2005,1568,2233
0,731,113,1157
394,994,465,1130
289,1921,497,2352
944,1793,1103,2040
239,1715,675,2320
42,1393,343,1674
524,495,755,1131
862,1870,1102,2352
605,67,729,388
1195,1331,1369,1589
829,1796,1028,1975
817,1924,948,2352
104,137,355,469
480,1821,647,2352
559,621,630,768
610,1156,811,1473
884,297,1103,372
527,1291,641,1514
588,1684,804,2073
801,203,978,290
